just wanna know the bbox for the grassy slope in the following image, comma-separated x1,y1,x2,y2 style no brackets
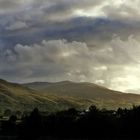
24,81,140,110
0,80,94,112
0,79,57,112
0,79,140,112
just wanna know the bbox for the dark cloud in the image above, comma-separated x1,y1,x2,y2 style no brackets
0,0,140,93
1,17,140,48
0,37,140,93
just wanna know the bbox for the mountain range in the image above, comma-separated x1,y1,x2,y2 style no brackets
0,79,140,113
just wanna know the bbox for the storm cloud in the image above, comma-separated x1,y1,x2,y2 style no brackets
1,36,140,93
1,0,140,93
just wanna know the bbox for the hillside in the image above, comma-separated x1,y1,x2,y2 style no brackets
23,81,52,91
0,79,54,112
0,79,88,112
23,81,140,109
0,79,140,112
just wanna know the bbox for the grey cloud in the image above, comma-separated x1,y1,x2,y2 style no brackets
0,0,21,9
1,37,140,93
6,21,28,31
0,0,140,23
0,0,103,15
1,0,140,42
35,0,140,22
40,0,104,20
2,16,140,49
1,0,140,93
0,0,32,13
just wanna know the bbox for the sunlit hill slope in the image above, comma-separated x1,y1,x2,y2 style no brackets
0,79,140,112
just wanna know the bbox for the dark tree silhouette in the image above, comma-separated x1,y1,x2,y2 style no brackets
1,106,140,139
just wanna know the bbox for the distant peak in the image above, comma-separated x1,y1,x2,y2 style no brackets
58,81,74,84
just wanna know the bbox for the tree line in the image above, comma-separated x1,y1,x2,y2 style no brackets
1,105,140,139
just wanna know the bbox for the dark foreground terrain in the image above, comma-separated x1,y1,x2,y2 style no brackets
1,106,140,140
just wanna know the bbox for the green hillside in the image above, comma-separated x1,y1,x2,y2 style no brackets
0,79,140,112
24,81,140,109
0,79,86,112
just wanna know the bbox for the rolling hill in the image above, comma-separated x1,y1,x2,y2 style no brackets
23,81,140,109
0,79,86,112
0,79,55,112
0,79,101,113
0,79,140,113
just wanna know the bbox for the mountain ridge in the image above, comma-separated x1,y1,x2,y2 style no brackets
0,79,140,112
22,80,140,109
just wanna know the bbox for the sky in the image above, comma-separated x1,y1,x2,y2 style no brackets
1,0,140,93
